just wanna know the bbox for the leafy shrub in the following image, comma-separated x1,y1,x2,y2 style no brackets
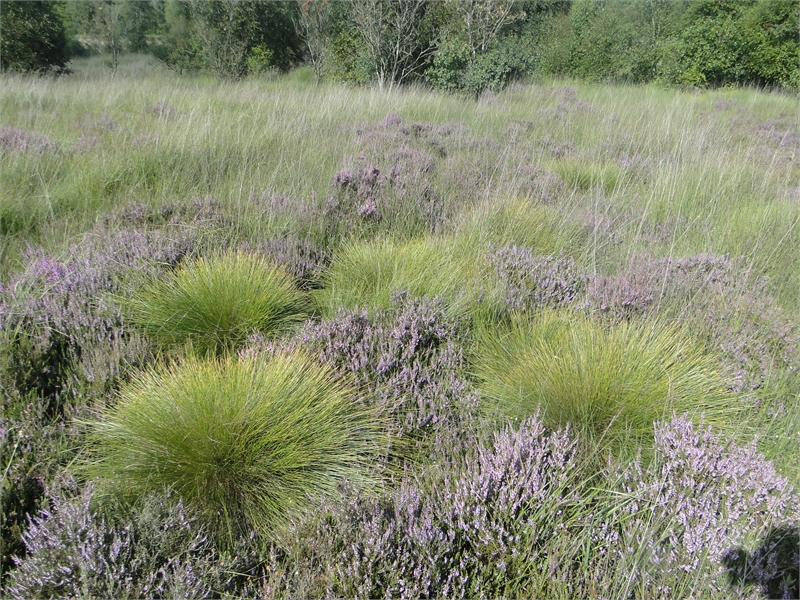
0,1,69,74
427,35,535,96
126,251,309,356
475,310,737,454
87,352,381,548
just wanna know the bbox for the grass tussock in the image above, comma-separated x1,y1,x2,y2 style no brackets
475,310,740,455
125,250,309,356
87,352,382,548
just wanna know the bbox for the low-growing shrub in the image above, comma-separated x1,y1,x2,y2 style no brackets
125,251,309,356
588,253,800,393
4,484,215,599
268,415,583,599
269,295,478,458
263,416,799,599
87,352,382,548
475,310,738,454
591,415,800,598
486,244,588,313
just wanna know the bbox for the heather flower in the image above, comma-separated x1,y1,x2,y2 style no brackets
4,483,215,599
724,524,800,600
486,245,588,312
266,295,477,454
272,415,581,600
601,415,800,597
0,127,58,153
587,254,800,392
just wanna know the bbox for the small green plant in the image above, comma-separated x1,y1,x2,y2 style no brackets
475,310,738,455
87,352,382,548
317,237,479,317
126,251,309,356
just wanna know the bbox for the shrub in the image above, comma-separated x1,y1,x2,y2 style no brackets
0,229,195,409
126,251,309,356
272,295,478,457
486,245,588,313
593,415,800,598
265,416,799,599
87,352,381,548
0,1,69,74
475,310,738,454
4,484,215,599
268,415,583,599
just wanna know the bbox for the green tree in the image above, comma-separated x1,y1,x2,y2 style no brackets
0,1,70,74
191,0,302,78
151,0,203,74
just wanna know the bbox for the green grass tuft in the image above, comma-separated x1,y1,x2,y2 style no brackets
125,251,310,356
474,310,740,456
87,352,382,548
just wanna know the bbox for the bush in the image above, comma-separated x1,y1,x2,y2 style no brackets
126,251,309,357
269,415,582,599
0,1,69,74
475,310,738,454
271,295,478,457
87,352,381,548
266,415,799,599
4,484,215,599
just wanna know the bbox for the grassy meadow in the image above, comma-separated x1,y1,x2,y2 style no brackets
1,55,799,598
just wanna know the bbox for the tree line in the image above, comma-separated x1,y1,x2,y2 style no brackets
1,0,798,91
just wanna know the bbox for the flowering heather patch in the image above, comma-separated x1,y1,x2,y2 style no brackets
71,134,100,153
258,236,328,289
354,113,467,159
329,146,448,238
106,197,224,229
270,416,580,600
4,484,215,599
0,127,58,153
0,228,198,405
724,524,800,600
599,415,800,598
149,102,175,119
486,245,588,312
270,295,477,451
504,160,565,202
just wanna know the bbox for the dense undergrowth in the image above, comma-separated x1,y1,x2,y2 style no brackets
1,58,799,598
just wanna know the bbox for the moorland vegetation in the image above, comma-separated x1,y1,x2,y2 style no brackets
1,4,800,595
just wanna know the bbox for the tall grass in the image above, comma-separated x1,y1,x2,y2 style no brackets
3,58,800,595
87,352,382,548
475,310,741,455
125,250,309,356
